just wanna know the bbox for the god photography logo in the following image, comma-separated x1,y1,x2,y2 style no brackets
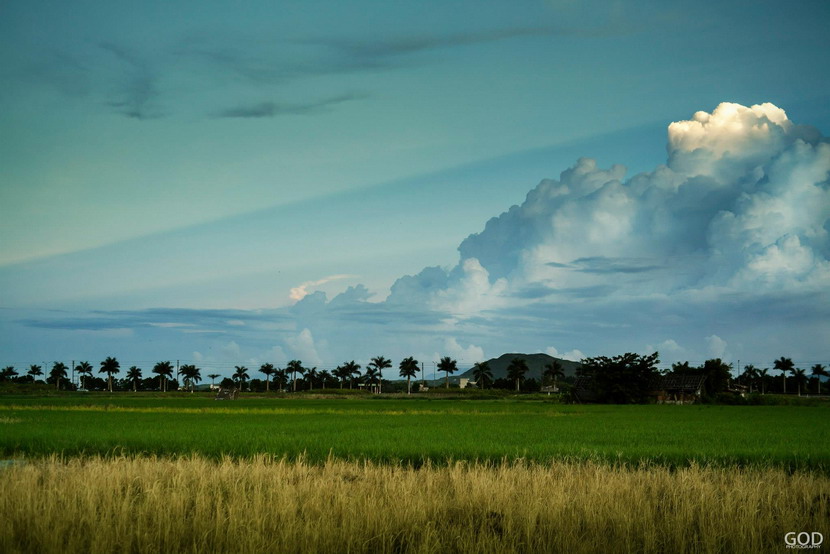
785,532,824,550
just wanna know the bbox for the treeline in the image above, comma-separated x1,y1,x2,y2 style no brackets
1,353,827,403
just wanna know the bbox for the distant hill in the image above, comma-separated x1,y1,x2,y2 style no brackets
458,353,581,382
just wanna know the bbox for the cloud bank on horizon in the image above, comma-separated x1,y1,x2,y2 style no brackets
286,102,829,366
4,102,829,371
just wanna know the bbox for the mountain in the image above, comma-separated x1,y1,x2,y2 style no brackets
458,353,581,382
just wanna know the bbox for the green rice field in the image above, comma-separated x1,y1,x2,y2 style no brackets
2,394,828,469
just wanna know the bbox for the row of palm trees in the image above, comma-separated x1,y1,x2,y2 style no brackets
737,357,828,396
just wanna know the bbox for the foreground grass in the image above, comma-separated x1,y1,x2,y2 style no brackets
1,455,828,554
1,396,829,469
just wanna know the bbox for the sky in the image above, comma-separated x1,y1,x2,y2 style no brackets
1,0,829,379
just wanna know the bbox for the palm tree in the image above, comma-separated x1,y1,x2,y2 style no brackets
207,373,220,388
369,356,392,394
543,360,565,392
1,366,19,382
153,361,174,392
49,362,68,390
75,361,92,389
363,366,380,392
318,369,332,389
471,362,493,389
774,357,794,394
99,357,120,392
342,361,361,389
305,367,319,390
811,364,826,395
507,358,529,392
259,363,275,392
399,357,419,394
274,367,288,391
233,366,250,391
758,368,769,395
437,356,458,389
126,366,142,392
180,364,201,392
792,368,807,397
27,364,43,382
286,360,304,392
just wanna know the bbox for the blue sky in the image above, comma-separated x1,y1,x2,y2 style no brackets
1,0,829,378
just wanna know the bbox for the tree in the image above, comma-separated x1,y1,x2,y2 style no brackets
342,361,361,389
774,357,794,394
1,366,19,382
27,364,43,382
506,358,529,392
581,352,660,404
286,360,304,392
306,367,319,390
810,364,826,395
740,364,758,393
399,357,419,394
258,363,275,392
207,373,220,388
274,367,288,391
318,369,333,389
471,362,493,389
233,366,250,391
48,362,68,390
792,368,807,397
437,356,458,389
180,364,201,392
543,360,565,392
99,357,119,392
75,361,92,389
153,361,174,392
363,366,380,392
369,356,392,393
126,366,142,392
758,368,769,395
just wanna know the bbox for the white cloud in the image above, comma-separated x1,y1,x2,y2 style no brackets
705,335,729,360
220,340,241,360
284,328,323,366
545,346,585,361
443,337,484,363
289,274,357,302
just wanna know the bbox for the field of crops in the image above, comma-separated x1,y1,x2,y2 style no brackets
1,394,829,468
1,394,829,553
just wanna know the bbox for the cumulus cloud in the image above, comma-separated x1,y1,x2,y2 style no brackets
443,337,485,363
545,346,585,361
284,328,323,366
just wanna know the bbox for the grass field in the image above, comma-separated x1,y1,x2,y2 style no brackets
1,394,829,553
1,394,829,469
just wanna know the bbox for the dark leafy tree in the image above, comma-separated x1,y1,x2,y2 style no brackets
233,366,250,391
259,363,275,392
471,362,493,389
343,361,361,389
126,366,142,392
581,352,660,404
274,367,288,391
774,357,794,394
27,364,43,382
543,360,565,391
1,366,19,382
437,356,458,389
810,364,826,395
399,357,419,394
369,356,392,393
99,357,119,392
506,358,529,392
286,360,304,392
793,368,807,397
306,367,319,390
75,361,92,389
363,366,380,392
153,361,174,392
180,364,201,392
758,368,769,395
50,362,68,389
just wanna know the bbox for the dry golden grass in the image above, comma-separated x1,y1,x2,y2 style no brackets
1,455,828,553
